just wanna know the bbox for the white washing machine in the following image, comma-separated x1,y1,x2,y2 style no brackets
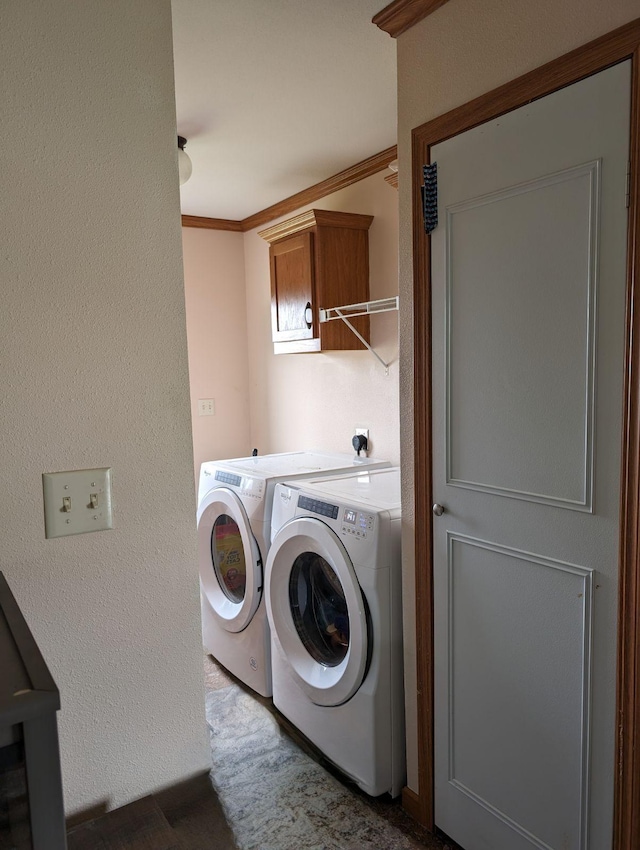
265,467,404,797
197,451,390,698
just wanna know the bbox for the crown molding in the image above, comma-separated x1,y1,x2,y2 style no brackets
181,145,397,233
241,145,397,232
372,0,451,38
258,209,374,243
181,215,243,232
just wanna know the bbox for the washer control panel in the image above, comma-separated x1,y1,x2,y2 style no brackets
297,495,339,520
341,507,374,540
214,470,264,500
215,470,242,487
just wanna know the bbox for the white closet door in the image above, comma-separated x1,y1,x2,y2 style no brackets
431,61,631,850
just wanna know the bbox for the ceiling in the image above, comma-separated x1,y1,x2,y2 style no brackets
171,0,397,222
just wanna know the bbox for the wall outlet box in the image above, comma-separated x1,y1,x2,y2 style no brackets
42,468,113,539
198,399,215,416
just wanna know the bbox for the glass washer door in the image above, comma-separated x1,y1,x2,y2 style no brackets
266,516,368,707
197,487,262,633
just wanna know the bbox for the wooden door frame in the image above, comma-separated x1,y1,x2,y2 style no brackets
408,18,640,848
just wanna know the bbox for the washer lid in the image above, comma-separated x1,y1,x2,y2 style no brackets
284,467,402,513
197,488,262,633
266,516,368,707
206,450,389,478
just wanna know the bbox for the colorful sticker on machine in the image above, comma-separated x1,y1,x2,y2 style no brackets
213,521,246,597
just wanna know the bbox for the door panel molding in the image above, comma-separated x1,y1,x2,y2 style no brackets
446,532,594,850
445,161,600,511
409,18,640,848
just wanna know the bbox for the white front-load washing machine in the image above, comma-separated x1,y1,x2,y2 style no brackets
196,451,390,698
265,467,404,796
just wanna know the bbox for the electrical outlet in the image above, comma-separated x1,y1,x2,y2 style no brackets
353,427,370,456
198,398,215,416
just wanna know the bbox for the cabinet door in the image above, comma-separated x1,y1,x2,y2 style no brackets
269,232,315,343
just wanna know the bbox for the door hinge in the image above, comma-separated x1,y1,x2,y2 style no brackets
422,163,438,234
626,161,631,209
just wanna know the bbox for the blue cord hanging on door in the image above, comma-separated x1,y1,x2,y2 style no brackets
422,163,438,234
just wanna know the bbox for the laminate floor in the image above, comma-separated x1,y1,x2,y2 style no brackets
204,656,459,850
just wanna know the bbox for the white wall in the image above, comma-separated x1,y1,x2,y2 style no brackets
182,228,252,485
1,0,210,816
397,0,640,794
244,172,400,464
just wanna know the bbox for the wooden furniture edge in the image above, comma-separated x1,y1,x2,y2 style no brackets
372,0,451,38
0,690,60,727
385,172,399,188
181,215,243,231
408,17,640,846
0,572,58,699
258,210,374,243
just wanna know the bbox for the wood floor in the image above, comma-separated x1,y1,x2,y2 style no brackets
66,774,237,850
67,795,182,850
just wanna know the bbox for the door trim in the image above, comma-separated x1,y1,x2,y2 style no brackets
409,17,640,849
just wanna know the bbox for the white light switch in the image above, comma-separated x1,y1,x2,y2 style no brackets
198,398,215,416
42,468,113,539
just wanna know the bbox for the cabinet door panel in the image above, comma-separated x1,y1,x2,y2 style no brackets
270,232,315,343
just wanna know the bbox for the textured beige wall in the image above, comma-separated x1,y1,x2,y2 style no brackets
397,0,640,794
182,228,252,485
244,172,401,464
1,0,210,816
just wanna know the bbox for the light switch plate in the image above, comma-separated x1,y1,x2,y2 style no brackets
42,468,113,539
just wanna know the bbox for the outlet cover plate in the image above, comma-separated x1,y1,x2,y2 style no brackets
42,468,113,539
198,399,215,416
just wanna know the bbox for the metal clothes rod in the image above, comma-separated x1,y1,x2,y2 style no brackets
318,296,399,323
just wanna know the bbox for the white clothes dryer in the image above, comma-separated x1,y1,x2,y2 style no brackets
196,451,390,698
265,467,404,797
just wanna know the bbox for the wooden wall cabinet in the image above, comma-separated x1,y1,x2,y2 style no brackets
259,209,373,354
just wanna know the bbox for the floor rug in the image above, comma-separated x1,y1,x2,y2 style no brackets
205,683,425,850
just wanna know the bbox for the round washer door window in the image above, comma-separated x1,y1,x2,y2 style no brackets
289,551,350,667
197,487,262,633
266,516,367,707
211,514,247,604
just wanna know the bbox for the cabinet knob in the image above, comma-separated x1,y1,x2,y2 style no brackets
304,302,313,329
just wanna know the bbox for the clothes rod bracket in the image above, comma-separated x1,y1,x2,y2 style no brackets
319,297,399,374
